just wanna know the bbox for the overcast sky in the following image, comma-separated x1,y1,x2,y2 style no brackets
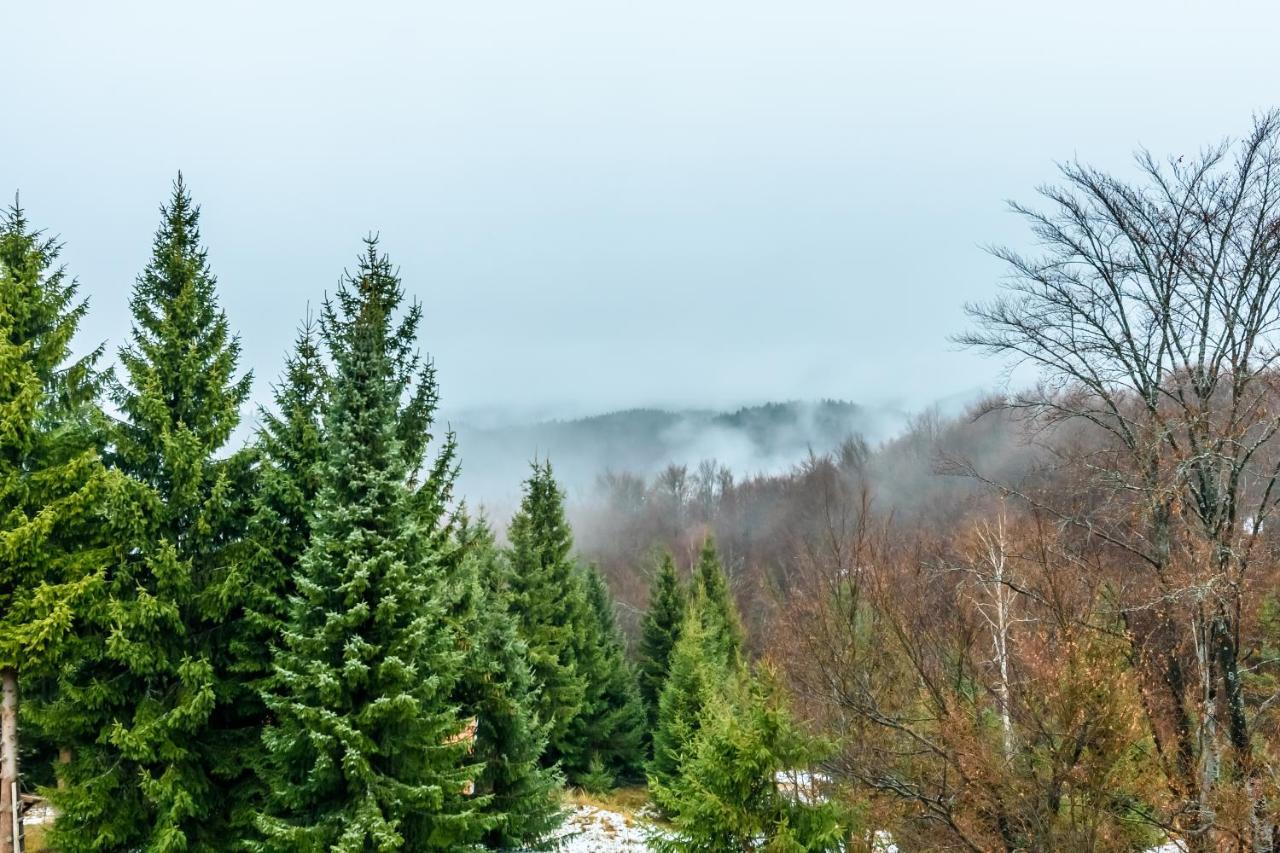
5,0,1279,423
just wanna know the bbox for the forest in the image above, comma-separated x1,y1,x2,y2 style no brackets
4,112,1280,852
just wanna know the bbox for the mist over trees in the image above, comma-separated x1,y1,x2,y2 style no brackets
449,401,913,512
3,113,1280,852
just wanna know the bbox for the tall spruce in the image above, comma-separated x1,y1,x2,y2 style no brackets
255,239,484,850
240,318,328,673
505,462,589,771
0,204,115,853
43,176,255,851
562,567,646,788
637,552,685,728
231,317,328,816
449,516,563,849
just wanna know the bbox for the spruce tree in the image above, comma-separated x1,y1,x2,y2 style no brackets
693,536,743,664
449,516,563,849
231,317,328,817
0,203,116,853
239,318,328,677
43,176,255,852
506,462,589,769
255,239,484,851
648,549,749,811
637,552,685,728
651,670,851,852
647,603,730,807
561,567,646,788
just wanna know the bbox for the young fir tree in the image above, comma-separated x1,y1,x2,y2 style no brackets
647,602,732,807
231,317,328,814
651,669,851,853
505,462,589,770
255,239,485,851
42,176,255,852
0,204,116,853
561,566,646,789
637,552,686,728
693,536,743,664
449,515,564,849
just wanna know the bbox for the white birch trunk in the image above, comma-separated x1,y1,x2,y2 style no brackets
0,668,19,853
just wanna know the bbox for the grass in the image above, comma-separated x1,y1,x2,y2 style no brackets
22,823,50,852
564,784,652,820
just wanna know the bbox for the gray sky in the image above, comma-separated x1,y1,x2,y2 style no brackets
6,0,1279,422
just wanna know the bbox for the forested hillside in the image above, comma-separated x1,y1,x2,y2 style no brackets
450,400,911,510
574,404,1041,640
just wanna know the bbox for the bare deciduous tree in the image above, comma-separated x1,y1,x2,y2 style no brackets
960,111,1280,850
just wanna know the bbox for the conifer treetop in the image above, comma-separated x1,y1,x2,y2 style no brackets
0,202,114,671
694,535,744,664
115,173,252,469
0,199,106,412
638,551,686,722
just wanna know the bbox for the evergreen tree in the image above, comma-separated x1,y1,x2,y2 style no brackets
239,317,328,678
561,567,646,788
651,670,852,852
506,463,646,787
43,176,255,851
0,203,116,853
649,549,749,808
505,462,589,769
647,603,730,807
693,536,743,664
449,516,563,849
637,552,685,728
255,239,485,851
231,317,328,816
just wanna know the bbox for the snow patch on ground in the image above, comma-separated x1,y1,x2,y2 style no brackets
21,801,54,826
521,804,657,852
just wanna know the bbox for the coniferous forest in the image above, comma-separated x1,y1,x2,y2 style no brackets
8,112,1280,852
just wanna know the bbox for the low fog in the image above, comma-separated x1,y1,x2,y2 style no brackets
449,400,905,512
444,396,1007,524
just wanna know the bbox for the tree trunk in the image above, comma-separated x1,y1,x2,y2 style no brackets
1209,611,1275,852
57,746,70,791
991,549,1014,762
1194,610,1219,848
0,668,18,853
1126,608,1207,851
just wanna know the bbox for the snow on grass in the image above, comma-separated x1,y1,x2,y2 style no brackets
517,804,657,852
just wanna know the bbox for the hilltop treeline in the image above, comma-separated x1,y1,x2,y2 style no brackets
451,399,904,509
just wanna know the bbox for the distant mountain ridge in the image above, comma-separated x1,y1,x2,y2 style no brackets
451,400,909,509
